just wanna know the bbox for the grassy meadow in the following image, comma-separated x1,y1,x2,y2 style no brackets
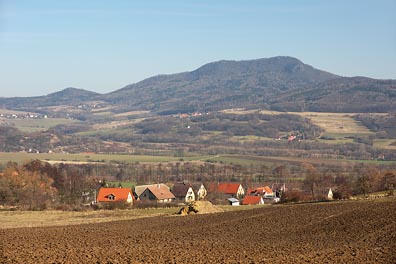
0,152,216,165
2,118,76,132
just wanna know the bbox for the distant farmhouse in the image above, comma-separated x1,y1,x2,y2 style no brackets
195,183,207,200
135,184,175,203
242,195,264,205
171,182,208,203
210,182,245,199
96,187,134,204
171,182,195,203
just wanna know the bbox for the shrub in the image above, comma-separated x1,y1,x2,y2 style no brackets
133,200,178,209
280,190,310,203
99,202,132,210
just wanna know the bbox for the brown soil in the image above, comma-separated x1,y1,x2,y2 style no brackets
1,199,395,263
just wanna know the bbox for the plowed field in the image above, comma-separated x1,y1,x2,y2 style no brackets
1,199,395,263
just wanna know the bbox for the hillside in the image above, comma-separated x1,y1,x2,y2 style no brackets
103,56,339,113
1,56,395,114
0,87,100,110
271,77,396,112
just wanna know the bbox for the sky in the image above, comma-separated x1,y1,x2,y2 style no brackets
0,0,395,97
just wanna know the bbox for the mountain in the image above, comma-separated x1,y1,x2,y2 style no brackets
103,56,339,113
1,56,395,114
0,88,100,110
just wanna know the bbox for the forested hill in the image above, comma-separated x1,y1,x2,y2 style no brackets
103,56,340,113
270,77,396,112
1,56,396,113
0,88,100,109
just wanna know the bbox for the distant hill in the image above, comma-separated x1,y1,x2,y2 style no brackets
0,88,100,110
1,57,395,114
103,56,339,113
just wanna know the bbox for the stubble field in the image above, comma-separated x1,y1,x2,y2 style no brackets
1,198,395,263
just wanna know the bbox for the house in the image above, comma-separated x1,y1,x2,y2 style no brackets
172,182,195,203
327,188,334,200
227,198,240,206
139,184,176,203
211,183,245,199
195,183,207,200
246,186,274,198
241,195,264,205
134,183,170,199
96,188,134,204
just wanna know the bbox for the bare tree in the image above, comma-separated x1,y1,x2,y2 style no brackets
302,163,320,198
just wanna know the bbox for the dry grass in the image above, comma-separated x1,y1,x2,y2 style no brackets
0,208,175,229
0,204,254,229
299,112,372,134
373,139,396,150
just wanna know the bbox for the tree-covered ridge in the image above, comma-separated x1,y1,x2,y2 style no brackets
271,77,396,112
1,56,395,114
103,56,339,113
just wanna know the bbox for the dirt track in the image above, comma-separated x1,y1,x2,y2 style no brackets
1,199,395,263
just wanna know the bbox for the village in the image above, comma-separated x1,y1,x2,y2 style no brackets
94,180,332,209
0,112,48,120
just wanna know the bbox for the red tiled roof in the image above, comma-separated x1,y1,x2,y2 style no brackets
216,183,242,194
246,188,256,195
247,186,273,195
97,188,133,202
242,195,263,205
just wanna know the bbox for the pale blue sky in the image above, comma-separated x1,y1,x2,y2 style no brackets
1,0,395,97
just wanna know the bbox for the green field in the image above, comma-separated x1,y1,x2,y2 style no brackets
0,152,216,165
212,154,396,166
3,118,76,132
0,152,394,167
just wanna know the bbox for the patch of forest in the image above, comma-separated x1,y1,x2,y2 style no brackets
354,113,396,138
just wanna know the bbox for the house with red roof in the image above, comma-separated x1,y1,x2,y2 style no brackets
246,186,274,198
210,182,245,199
96,187,134,204
241,195,264,205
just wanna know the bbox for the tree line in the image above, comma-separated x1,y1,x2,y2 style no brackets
0,159,395,210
